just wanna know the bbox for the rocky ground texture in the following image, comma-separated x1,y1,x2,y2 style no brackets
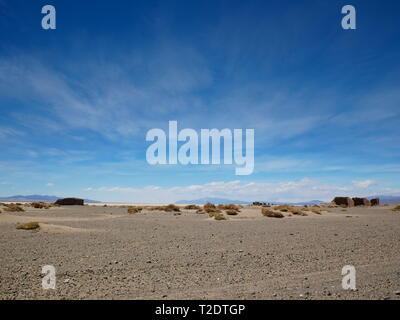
1,204,400,300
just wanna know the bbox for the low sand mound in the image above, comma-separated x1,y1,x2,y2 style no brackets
38,223,92,234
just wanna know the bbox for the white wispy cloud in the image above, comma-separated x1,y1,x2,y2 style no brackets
82,178,392,203
351,180,376,188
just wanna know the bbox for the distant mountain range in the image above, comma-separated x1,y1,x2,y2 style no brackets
175,197,250,204
0,195,101,203
273,200,326,205
176,196,400,205
175,198,326,205
1,194,398,205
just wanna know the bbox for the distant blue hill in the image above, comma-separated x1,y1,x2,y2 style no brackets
0,195,101,203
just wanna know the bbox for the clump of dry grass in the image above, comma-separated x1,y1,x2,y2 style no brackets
203,202,222,214
218,204,241,211
148,206,163,211
303,207,321,215
273,205,291,212
288,208,308,216
184,204,200,210
149,204,180,212
391,205,400,211
261,208,284,218
214,204,241,215
225,209,239,215
212,212,227,220
31,202,51,209
4,204,25,212
273,205,308,216
196,209,205,214
16,221,40,230
164,204,180,212
204,202,216,210
127,206,143,214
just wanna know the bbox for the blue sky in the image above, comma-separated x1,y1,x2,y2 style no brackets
1,0,400,202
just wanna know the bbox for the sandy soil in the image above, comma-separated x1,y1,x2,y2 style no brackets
1,203,400,300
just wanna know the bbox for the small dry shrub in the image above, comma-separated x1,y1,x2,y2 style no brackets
208,211,222,217
287,207,307,216
149,204,180,212
4,204,25,212
16,221,40,230
213,212,227,220
261,208,284,218
225,209,239,215
273,205,307,216
196,209,205,214
165,204,180,212
184,204,200,210
127,206,143,214
204,202,216,210
304,208,321,215
392,205,400,211
31,202,50,209
203,203,222,214
273,205,291,212
219,204,241,211
148,206,162,211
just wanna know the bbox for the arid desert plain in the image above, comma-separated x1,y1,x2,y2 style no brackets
1,202,400,300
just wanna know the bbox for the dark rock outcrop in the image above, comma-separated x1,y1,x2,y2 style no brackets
352,197,371,206
54,198,84,206
252,202,267,206
332,197,354,207
370,198,380,206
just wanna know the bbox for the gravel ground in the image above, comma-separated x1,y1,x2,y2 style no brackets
1,204,400,300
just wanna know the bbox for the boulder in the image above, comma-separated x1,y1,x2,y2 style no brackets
54,198,84,206
352,197,371,206
370,198,380,206
332,197,354,207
